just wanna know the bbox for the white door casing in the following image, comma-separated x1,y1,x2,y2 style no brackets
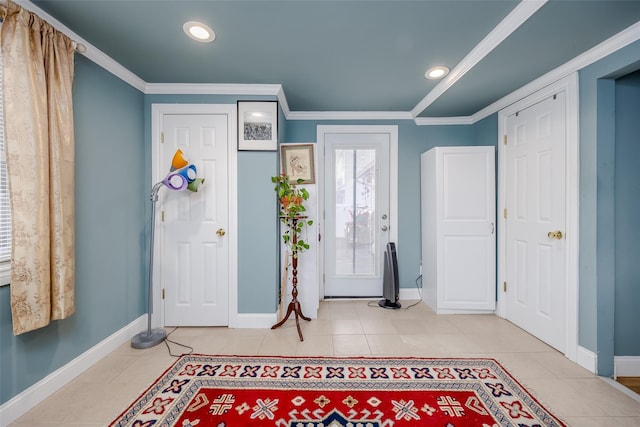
317,125,398,299
151,104,238,329
497,74,579,362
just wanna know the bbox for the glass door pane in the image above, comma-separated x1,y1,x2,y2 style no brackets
334,149,376,276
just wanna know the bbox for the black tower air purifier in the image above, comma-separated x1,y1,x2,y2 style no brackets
379,242,401,309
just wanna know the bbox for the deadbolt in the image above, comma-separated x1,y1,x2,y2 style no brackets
216,228,226,237
547,230,563,240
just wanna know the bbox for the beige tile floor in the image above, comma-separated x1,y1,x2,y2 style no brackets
8,300,640,426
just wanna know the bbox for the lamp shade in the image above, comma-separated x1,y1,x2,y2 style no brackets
170,149,189,171
162,172,188,191
187,177,205,192
178,164,197,183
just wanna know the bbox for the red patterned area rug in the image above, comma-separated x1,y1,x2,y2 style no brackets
110,354,566,427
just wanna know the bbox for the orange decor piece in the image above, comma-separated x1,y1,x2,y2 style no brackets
170,148,189,171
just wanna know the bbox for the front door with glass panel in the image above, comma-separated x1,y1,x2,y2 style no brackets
324,133,390,297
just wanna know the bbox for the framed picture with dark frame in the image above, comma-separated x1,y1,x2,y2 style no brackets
237,101,278,151
281,144,315,184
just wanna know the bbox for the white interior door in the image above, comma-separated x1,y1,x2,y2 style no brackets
505,92,566,351
324,133,390,297
161,113,229,326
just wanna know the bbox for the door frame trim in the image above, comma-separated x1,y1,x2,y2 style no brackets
496,74,579,362
150,103,238,328
316,125,398,299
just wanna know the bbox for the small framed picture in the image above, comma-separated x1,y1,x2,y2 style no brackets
281,144,315,184
237,101,278,151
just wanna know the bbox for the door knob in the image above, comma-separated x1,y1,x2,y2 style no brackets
547,230,563,240
216,228,226,237
381,225,388,231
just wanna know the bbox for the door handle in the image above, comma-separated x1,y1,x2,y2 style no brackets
547,230,563,240
216,228,226,237
381,225,388,231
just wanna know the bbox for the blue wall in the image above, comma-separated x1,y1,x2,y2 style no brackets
0,55,146,404
614,69,640,356
286,119,485,290
3,35,639,406
579,39,640,376
142,95,280,314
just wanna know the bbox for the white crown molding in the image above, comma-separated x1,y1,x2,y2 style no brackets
144,83,282,96
470,20,640,124
411,0,548,118
16,0,640,126
287,111,412,121
14,0,146,92
276,86,292,118
414,116,474,126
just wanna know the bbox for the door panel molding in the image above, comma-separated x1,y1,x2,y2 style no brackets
497,74,579,363
317,125,398,299
151,103,238,329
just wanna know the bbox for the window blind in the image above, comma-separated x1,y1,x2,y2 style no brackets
0,42,11,264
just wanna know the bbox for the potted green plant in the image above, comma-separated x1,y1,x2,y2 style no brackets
272,174,313,256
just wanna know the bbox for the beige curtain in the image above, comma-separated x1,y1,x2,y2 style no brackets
0,1,75,335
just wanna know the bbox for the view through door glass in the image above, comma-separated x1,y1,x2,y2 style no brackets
335,148,376,276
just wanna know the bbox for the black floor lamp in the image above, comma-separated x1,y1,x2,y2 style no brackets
131,150,204,349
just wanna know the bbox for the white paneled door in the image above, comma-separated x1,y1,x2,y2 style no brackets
161,113,229,326
324,132,391,297
421,146,496,313
505,92,566,351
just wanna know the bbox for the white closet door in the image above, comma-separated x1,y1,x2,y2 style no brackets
422,146,496,313
438,147,495,310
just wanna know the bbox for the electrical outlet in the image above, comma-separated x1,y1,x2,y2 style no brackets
419,261,422,275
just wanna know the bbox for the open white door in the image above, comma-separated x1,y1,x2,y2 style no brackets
504,92,567,351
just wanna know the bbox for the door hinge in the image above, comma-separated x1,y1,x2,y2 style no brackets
162,288,165,299
503,208,507,219
162,211,165,222
161,132,164,144
503,282,507,292
503,135,507,145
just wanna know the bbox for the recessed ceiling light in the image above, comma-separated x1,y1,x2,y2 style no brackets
425,66,450,80
183,21,215,43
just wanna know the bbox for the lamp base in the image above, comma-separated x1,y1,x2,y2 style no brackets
378,299,402,309
130,328,167,349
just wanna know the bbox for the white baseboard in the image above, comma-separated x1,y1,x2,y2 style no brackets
576,345,598,374
233,312,278,329
0,315,147,426
614,356,640,378
399,287,422,301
